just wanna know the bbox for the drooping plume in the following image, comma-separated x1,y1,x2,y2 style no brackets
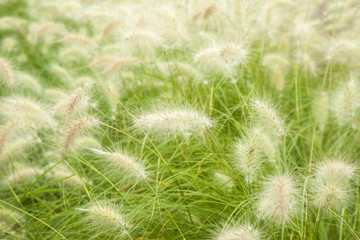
258,175,298,223
133,105,212,137
214,223,260,240
89,148,147,180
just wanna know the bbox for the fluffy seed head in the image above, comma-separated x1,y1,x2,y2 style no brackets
6,166,42,185
61,116,98,152
15,73,42,94
313,93,330,131
54,84,92,119
2,37,17,53
325,38,358,62
101,20,122,37
0,122,18,155
123,30,162,56
312,181,349,210
193,3,221,21
83,201,130,234
133,106,212,137
36,22,67,39
258,175,298,223
50,64,72,85
214,223,260,240
0,133,39,164
0,58,14,87
233,128,264,184
59,46,92,63
316,158,355,184
48,164,83,186
0,16,27,33
194,42,248,75
90,56,141,75
61,34,97,49
214,172,234,189
123,31,161,44
311,157,355,210
0,97,55,129
252,99,285,138
89,148,147,180
331,77,360,127
262,53,289,91
156,61,203,81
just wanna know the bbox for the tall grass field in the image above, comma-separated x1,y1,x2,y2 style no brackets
1,0,360,239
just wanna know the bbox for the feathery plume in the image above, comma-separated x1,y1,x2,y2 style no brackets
316,158,355,184
82,201,130,235
0,122,18,156
156,61,203,81
193,3,220,21
48,164,84,186
296,52,317,76
0,16,27,33
0,208,22,225
311,157,355,210
15,72,42,94
59,46,92,63
262,53,289,91
6,166,42,185
331,77,360,127
0,208,22,236
61,34,97,49
133,105,212,137
45,88,68,102
0,97,55,129
61,116,98,152
50,64,73,85
0,58,14,87
191,1,228,31
89,148,147,180
233,128,264,184
36,21,67,39
123,30,162,56
101,20,122,38
194,41,249,76
312,181,349,211
214,172,234,189
258,175,298,223
214,223,260,240
251,99,285,139
313,93,330,131
90,56,140,75
1,37,17,53
325,37,358,63
0,133,40,164
54,84,92,119
70,136,101,152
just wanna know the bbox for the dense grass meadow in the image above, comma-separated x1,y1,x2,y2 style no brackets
1,0,360,239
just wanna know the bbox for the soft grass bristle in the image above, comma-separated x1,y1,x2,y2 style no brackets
133,106,212,137
6,166,42,185
54,84,92,119
89,148,147,180
251,99,285,138
61,34,97,49
214,223,260,240
82,201,131,235
258,175,298,223
61,116,98,152
194,42,249,75
0,58,14,87
233,128,263,184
